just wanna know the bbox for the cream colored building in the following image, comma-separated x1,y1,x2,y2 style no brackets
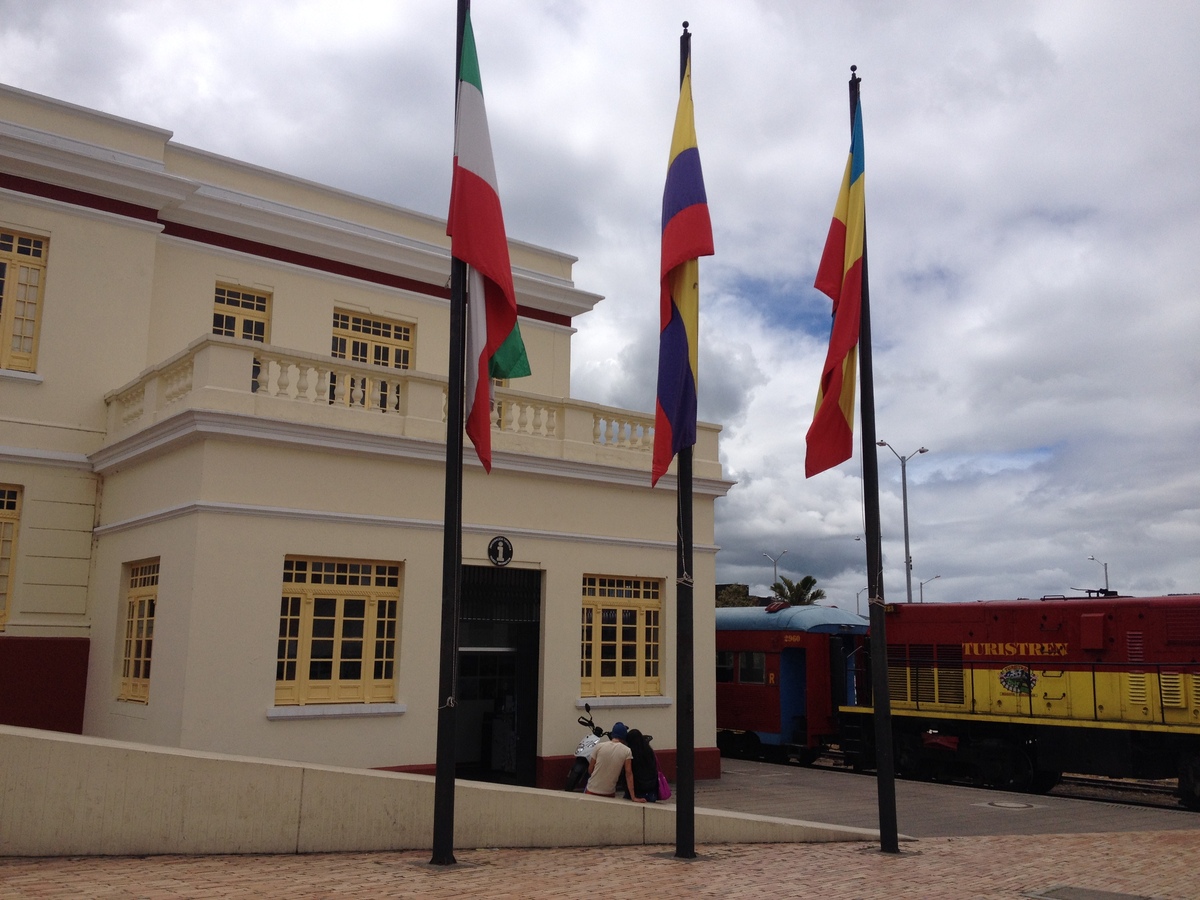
0,84,729,787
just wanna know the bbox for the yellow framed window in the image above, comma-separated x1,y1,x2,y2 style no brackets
275,556,401,706
0,485,21,630
119,560,159,703
214,285,271,390
213,285,270,342
580,575,662,698
0,230,49,372
329,310,415,410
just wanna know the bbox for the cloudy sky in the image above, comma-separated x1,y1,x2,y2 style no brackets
4,1,1198,610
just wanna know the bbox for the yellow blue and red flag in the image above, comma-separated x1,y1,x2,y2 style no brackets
652,54,714,487
805,95,865,478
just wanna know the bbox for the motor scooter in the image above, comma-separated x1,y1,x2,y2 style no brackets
565,703,605,791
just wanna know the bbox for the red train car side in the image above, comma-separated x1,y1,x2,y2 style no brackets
715,604,868,763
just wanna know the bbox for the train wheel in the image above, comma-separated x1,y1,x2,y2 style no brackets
764,744,789,764
1029,770,1062,794
979,746,1033,792
794,748,822,767
738,731,762,760
716,730,737,758
894,733,926,780
1179,751,1200,811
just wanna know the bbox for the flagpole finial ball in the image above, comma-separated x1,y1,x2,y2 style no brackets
682,20,689,30
850,65,857,73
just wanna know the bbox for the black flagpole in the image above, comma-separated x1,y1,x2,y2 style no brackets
852,65,900,855
431,0,469,866
674,21,697,862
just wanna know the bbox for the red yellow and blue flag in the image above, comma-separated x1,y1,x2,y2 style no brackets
805,95,865,478
652,54,715,487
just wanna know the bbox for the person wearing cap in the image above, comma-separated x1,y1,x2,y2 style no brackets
585,721,645,801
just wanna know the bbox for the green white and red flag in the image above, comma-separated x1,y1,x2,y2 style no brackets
447,9,530,472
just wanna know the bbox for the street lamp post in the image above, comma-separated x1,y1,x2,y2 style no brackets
763,550,787,593
856,585,869,616
1088,555,1109,592
919,574,941,603
877,441,929,604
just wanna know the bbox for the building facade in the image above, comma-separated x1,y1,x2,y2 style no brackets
0,84,729,787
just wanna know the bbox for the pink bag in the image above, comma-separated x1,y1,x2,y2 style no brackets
657,770,671,801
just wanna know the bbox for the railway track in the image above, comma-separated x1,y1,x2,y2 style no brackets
1050,773,1183,809
774,751,1191,812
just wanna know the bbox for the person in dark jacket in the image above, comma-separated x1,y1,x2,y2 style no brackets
624,728,660,802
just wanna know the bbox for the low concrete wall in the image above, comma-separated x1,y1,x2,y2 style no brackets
0,725,880,856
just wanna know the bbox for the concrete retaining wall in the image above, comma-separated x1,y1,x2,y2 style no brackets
0,725,879,856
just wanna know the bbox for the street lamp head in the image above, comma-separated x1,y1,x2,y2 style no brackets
875,440,887,448
917,447,929,454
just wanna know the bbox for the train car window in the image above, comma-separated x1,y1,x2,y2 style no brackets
716,650,735,683
739,651,766,684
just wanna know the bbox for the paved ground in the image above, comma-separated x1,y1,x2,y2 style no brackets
697,758,1200,837
3,832,1199,899
4,761,1199,898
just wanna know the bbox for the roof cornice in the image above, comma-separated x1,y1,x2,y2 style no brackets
0,87,602,318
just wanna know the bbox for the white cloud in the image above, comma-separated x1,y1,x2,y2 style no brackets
3,0,1198,609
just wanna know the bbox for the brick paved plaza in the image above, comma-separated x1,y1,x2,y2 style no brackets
3,830,1199,899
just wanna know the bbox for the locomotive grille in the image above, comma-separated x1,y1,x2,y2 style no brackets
1126,631,1147,705
887,644,909,701
912,643,935,703
1166,608,1200,643
887,643,964,706
1160,673,1184,708
936,644,965,704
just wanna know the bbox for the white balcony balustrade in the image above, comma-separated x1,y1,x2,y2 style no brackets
102,335,722,479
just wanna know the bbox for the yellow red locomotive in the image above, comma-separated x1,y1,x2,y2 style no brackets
840,594,1200,808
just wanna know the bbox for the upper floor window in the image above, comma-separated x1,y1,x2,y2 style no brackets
0,230,49,372
580,575,662,698
213,285,271,343
331,310,414,370
0,485,21,630
275,556,402,706
329,310,415,411
119,559,159,703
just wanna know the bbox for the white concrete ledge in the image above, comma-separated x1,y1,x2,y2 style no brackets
266,703,407,720
0,724,881,856
576,696,674,709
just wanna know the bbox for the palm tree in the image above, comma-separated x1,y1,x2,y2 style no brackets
770,575,826,606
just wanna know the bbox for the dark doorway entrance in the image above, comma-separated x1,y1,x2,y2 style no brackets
456,565,541,786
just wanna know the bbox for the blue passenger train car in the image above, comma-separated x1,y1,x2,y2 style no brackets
715,604,867,764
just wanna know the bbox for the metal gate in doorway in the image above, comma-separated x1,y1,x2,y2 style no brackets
456,565,541,786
